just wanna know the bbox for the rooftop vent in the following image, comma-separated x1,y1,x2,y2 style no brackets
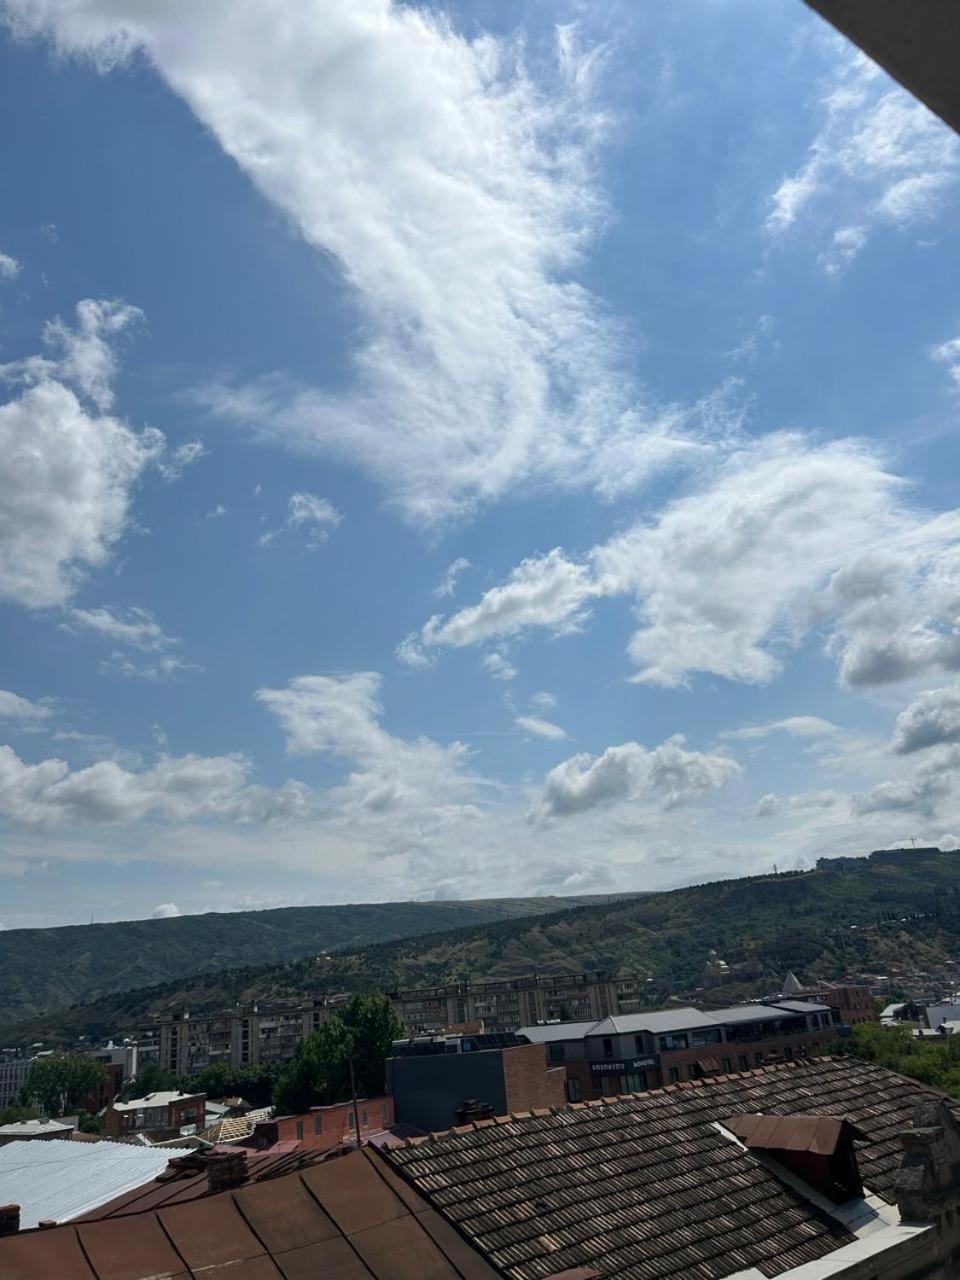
726,1113,865,1203
456,1099,494,1125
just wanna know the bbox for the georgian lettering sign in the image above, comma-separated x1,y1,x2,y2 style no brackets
589,1056,658,1073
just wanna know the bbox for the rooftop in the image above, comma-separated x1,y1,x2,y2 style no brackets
110,1090,204,1112
384,1055,955,1279
0,1138,173,1229
0,1147,500,1279
0,1118,73,1138
516,1022,599,1044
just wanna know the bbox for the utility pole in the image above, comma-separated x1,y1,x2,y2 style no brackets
347,1052,362,1147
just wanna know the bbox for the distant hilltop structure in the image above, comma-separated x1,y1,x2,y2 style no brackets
817,847,948,871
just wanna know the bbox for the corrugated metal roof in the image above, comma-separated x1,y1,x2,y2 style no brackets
0,1138,173,1228
0,1118,73,1137
110,1090,203,1112
516,1022,598,1043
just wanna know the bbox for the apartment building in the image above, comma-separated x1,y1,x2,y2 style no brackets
389,970,644,1034
520,999,842,1100
154,996,348,1076
104,1090,205,1140
0,1056,33,1108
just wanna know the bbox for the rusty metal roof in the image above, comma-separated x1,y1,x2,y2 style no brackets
725,1113,864,1156
0,1147,501,1280
384,1055,951,1280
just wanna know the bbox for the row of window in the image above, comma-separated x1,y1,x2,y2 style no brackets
292,1103,392,1140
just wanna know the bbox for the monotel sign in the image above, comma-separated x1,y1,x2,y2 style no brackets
590,1056,658,1074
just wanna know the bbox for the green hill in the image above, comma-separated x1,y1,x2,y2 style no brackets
0,893,638,1027
8,847,960,1046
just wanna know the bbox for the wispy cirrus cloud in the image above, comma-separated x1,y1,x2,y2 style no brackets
10,1,726,527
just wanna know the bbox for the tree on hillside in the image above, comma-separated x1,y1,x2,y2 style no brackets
274,993,403,1114
190,1062,278,1108
22,1053,107,1117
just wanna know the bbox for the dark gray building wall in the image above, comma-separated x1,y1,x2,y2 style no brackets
386,1051,506,1134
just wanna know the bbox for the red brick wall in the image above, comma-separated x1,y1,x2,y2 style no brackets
273,1097,395,1149
502,1044,567,1113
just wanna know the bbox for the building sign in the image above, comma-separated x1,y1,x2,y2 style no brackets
590,1056,658,1074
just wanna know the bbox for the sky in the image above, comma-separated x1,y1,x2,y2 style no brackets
1,1,960,928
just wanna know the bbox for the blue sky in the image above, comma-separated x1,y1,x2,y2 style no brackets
1,0,960,927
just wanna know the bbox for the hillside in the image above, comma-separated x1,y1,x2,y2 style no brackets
9,848,960,1045
0,893,636,1026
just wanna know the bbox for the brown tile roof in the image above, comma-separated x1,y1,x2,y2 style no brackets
0,1148,501,1280
384,1056,946,1280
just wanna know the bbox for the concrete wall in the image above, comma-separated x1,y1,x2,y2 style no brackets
387,1051,507,1134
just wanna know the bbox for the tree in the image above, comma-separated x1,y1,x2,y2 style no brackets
274,993,403,1113
195,1062,234,1099
120,1061,177,1100
0,1104,38,1126
23,1052,107,1117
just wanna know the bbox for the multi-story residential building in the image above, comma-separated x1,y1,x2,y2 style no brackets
779,972,877,1025
0,1055,33,1108
520,999,843,1100
154,996,350,1077
389,970,642,1034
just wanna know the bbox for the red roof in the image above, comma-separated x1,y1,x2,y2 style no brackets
0,1148,500,1279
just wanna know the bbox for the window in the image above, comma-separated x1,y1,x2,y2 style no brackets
722,1057,733,1073
658,1033,689,1051
602,1037,614,1058
623,1073,644,1092
361,1109,368,1127
668,1067,681,1084
566,1079,583,1102
347,1112,356,1129
784,1046,794,1061
738,1055,749,1070
295,1120,304,1140
754,1052,764,1066
690,1028,722,1047
634,1035,645,1055
381,1103,390,1126
314,1114,322,1134
548,1043,566,1064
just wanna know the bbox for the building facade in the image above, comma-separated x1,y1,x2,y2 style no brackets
521,999,843,1101
0,1056,33,1108
105,1090,205,1140
389,970,644,1034
246,1097,395,1152
386,1032,566,1133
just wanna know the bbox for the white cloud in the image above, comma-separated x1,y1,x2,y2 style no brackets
151,901,180,919
722,716,841,741
0,300,163,608
423,547,597,649
394,634,433,670
851,773,948,819
529,691,557,710
515,714,567,741
0,251,19,280
206,504,227,520
817,224,867,277
67,605,176,651
482,652,518,682
932,336,960,392
103,652,201,682
434,557,471,599
0,744,308,828
893,686,960,754
260,492,342,548
157,438,206,482
754,790,841,819
423,434,960,690
11,1,719,525
767,55,959,267
0,691,56,723
535,736,740,820
256,671,481,822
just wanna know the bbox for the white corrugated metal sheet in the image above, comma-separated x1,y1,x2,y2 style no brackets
0,1139,172,1228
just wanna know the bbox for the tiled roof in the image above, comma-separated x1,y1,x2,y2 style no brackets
0,1147,500,1280
385,1056,949,1280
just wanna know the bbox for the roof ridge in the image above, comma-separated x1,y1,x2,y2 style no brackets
398,1057,835,1145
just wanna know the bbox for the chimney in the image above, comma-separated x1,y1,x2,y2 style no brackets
0,1204,20,1237
896,1098,960,1222
206,1149,248,1193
